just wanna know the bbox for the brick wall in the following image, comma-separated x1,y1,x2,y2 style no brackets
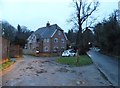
10,44,22,58
0,37,2,64
51,30,67,53
0,37,9,64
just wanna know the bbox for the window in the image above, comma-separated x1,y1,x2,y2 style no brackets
61,47,65,49
47,38,50,42
61,47,65,51
54,38,58,43
58,30,61,35
44,39,46,43
44,46,49,52
53,47,58,52
61,39,65,43
36,39,39,42
44,38,49,43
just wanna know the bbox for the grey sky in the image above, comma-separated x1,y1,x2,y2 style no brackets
0,0,119,32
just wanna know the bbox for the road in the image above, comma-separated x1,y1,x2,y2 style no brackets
87,50,119,86
1,55,111,86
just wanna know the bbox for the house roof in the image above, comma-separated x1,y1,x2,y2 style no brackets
34,24,63,39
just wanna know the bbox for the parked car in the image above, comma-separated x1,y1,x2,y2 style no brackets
36,50,39,54
91,47,100,52
62,49,76,57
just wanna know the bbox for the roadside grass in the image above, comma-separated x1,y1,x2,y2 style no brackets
0,61,14,71
56,55,93,66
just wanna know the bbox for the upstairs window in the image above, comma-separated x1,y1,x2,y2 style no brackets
58,30,61,35
46,39,50,43
61,39,65,43
54,38,58,43
44,38,49,43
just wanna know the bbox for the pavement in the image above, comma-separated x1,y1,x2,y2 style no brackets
1,55,111,86
87,50,119,87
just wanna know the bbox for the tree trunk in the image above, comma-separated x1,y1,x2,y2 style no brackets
76,49,80,64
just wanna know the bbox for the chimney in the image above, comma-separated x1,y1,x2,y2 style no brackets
46,21,50,27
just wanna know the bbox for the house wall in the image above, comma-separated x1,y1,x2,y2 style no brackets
27,34,39,53
51,30,67,53
37,40,43,53
43,38,50,52
26,26,68,54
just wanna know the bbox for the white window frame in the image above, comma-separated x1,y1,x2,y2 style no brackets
61,39,65,43
53,47,59,52
46,38,50,43
58,30,61,35
44,46,49,52
54,38,58,43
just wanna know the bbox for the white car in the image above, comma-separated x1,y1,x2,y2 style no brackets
93,47,100,51
62,49,76,57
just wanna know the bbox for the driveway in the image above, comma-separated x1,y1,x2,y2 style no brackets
1,55,111,86
87,50,119,86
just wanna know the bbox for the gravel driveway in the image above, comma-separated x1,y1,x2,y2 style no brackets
1,55,111,86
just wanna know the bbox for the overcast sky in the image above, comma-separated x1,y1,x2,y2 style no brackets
0,0,119,32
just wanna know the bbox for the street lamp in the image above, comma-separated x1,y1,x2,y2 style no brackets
88,42,91,45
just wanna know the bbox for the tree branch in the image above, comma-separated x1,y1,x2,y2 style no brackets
81,2,99,24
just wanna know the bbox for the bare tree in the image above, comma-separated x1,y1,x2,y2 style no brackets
69,0,99,54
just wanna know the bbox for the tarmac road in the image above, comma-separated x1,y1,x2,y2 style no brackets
87,50,119,86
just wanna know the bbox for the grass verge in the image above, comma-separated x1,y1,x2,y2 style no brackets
56,55,93,66
0,60,15,71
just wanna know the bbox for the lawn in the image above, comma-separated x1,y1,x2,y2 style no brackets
0,60,15,71
56,55,93,66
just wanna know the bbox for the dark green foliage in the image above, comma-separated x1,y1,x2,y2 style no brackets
1,21,33,48
14,24,33,47
94,10,120,55
2,21,16,42
83,28,94,50
78,28,94,55
66,29,77,44
66,28,94,54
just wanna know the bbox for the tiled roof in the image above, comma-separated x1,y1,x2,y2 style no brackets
34,24,63,39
